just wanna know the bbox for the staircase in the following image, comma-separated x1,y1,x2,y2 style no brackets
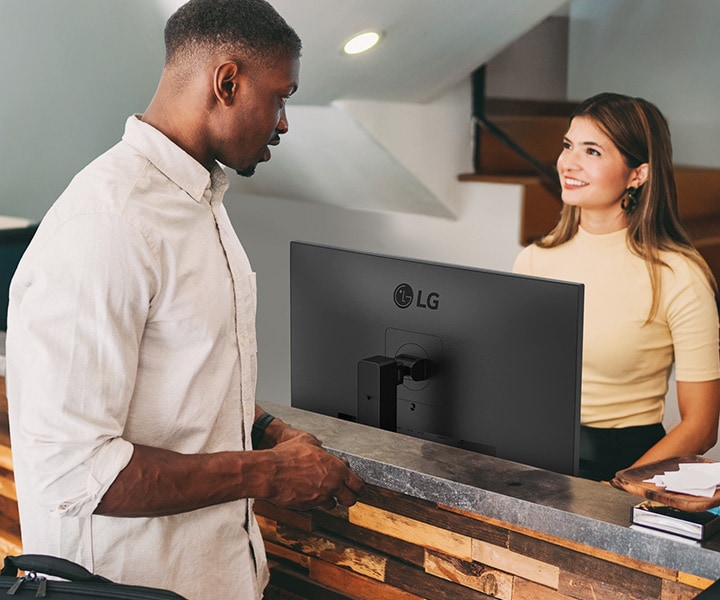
460,97,720,287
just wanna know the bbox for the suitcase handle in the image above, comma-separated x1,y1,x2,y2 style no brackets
1,554,111,583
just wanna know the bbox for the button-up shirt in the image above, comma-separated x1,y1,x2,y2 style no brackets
7,116,267,600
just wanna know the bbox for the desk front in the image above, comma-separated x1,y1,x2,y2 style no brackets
260,403,720,599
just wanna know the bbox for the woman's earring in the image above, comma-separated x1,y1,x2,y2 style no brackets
621,186,639,212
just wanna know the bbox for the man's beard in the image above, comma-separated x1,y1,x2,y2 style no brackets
235,165,256,178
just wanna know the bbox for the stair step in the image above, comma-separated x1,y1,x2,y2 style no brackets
484,98,577,118
477,116,567,176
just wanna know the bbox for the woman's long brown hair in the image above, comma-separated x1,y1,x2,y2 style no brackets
538,92,716,320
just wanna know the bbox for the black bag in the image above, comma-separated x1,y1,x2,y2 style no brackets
0,554,188,599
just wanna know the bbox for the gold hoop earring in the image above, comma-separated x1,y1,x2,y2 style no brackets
621,187,639,213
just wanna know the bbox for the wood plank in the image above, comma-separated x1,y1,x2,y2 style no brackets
677,572,714,590
310,559,424,600
0,494,20,540
264,540,311,571
511,530,663,599
0,468,16,501
0,535,22,560
357,485,508,547
0,377,9,448
512,578,578,600
661,579,707,600
270,523,388,582
559,569,662,600
424,549,513,599
254,499,314,532
263,583,309,600
268,562,355,600
472,538,559,589
440,503,679,581
349,502,472,561
0,444,13,471
312,507,425,567
383,554,496,600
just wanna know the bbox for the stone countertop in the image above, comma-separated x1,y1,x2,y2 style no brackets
265,402,720,581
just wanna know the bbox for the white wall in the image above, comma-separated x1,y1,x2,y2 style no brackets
0,0,165,221
567,0,720,168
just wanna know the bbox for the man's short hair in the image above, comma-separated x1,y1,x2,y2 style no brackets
164,0,301,67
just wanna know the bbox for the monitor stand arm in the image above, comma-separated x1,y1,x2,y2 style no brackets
357,354,430,431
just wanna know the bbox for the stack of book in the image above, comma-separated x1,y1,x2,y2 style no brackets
631,499,720,544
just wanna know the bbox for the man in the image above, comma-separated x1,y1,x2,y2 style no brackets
6,1,364,599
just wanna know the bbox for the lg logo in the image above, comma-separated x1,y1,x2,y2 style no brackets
394,283,440,310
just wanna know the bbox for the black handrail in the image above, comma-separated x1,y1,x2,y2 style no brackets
471,67,562,197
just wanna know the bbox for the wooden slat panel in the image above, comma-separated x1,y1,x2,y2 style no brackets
441,503,678,581
264,540,311,571
424,549,513,599
472,538,559,589
0,467,16,501
312,508,425,568
358,485,508,547
268,563,355,600
254,499,314,532
310,559,424,600
0,377,9,449
383,553,496,600
511,530,662,599
661,579,710,600
270,522,388,582
677,572,714,591
512,578,577,600
0,444,13,471
349,502,472,561
558,569,661,600
0,535,22,560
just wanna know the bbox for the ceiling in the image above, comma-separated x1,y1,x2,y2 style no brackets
158,0,569,105
156,0,570,215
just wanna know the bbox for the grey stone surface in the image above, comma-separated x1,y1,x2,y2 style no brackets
266,402,720,581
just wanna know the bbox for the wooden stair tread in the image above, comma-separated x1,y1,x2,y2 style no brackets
458,173,543,185
484,98,577,118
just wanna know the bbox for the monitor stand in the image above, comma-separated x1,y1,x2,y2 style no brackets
357,354,430,431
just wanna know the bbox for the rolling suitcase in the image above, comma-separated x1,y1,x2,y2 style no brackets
0,554,188,599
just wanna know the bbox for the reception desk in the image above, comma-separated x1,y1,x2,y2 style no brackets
1,377,719,598
258,403,720,599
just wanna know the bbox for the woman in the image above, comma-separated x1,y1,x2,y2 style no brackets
513,92,720,481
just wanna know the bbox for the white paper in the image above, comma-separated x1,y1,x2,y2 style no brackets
644,462,720,497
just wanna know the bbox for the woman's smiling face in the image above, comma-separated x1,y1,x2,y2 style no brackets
556,115,643,219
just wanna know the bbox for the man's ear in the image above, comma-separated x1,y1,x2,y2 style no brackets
213,61,241,106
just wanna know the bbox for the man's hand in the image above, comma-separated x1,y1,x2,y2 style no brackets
261,437,365,510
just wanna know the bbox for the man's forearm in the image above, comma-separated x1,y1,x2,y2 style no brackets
94,444,272,517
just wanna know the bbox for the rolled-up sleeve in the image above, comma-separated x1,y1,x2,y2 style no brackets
7,211,158,517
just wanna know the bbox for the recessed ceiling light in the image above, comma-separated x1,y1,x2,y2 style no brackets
342,31,381,55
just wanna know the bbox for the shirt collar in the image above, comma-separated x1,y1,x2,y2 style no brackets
121,115,229,203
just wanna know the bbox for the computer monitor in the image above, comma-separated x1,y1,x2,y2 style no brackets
290,241,584,475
